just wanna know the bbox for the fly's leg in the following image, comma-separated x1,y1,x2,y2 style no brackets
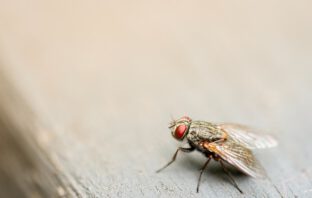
220,160,243,194
196,157,211,193
156,147,195,173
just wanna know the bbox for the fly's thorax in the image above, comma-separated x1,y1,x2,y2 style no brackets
186,130,200,144
186,121,224,144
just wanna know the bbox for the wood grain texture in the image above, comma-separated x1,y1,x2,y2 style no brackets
0,1,312,197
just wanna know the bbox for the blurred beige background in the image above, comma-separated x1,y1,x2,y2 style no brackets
0,1,312,197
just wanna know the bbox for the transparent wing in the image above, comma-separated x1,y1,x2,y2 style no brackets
204,139,266,178
218,123,278,149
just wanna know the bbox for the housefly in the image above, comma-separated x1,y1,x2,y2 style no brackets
157,116,277,193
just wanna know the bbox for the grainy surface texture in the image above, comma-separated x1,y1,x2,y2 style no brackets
0,1,312,197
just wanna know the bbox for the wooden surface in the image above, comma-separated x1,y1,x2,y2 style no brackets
1,1,312,197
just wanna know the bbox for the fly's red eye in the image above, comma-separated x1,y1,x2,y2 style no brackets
175,124,187,139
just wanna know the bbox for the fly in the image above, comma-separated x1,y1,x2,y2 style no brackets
156,116,277,193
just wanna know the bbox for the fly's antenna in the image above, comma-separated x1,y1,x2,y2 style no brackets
169,114,176,128
170,114,175,122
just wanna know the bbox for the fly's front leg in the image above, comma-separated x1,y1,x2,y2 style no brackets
156,146,195,173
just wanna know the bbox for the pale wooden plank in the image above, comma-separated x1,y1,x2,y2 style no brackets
0,1,312,197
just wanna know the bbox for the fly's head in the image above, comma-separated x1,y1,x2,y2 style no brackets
169,116,192,141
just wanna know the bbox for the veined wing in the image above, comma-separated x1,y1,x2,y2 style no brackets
204,138,266,178
218,123,278,149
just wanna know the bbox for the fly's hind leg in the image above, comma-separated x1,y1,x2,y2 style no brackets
220,160,243,194
156,146,195,173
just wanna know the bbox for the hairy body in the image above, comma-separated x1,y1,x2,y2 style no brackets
157,116,277,193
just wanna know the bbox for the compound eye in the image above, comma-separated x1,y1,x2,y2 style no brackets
175,124,187,139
